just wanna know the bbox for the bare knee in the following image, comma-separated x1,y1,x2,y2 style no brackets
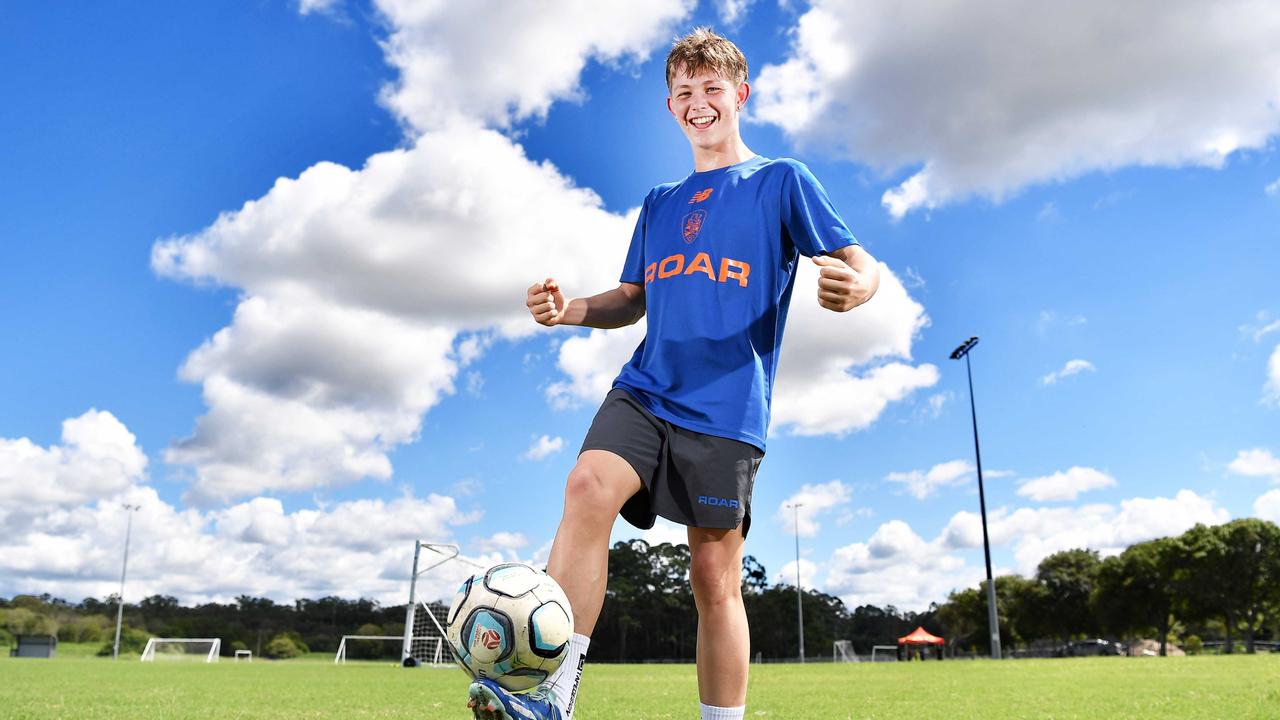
690,549,743,612
562,456,636,520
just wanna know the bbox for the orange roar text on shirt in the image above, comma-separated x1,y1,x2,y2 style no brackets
644,252,750,287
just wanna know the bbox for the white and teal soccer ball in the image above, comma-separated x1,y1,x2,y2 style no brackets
446,563,573,692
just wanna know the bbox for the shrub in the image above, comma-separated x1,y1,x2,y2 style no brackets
58,616,109,643
1,607,57,636
96,626,150,657
1183,634,1203,655
264,633,309,659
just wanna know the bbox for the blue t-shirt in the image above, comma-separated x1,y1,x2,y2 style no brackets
613,155,858,450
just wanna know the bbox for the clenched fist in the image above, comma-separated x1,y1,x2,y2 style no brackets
812,255,867,312
527,278,566,326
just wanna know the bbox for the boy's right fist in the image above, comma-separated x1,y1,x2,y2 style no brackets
527,278,566,326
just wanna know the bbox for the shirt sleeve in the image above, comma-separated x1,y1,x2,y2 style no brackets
619,189,654,283
781,160,858,257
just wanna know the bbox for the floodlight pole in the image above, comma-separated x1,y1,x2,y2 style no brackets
112,503,140,660
786,502,805,663
950,337,1001,660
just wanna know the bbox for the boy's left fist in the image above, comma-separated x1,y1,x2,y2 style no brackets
812,255,864,312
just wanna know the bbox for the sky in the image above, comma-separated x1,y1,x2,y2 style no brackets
2,0,1279,614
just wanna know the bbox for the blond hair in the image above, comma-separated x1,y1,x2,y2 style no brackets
665,27,748,91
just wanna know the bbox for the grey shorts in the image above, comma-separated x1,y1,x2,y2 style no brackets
580,388,764,539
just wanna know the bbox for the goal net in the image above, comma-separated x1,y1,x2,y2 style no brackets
335,635,443,664
833,640,860,663
399,541,486,668
140,638,221,662
871,645,899,662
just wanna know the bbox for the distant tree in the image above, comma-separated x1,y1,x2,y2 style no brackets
844,604,916,652
1189,520,1280,653
1093,538,1179,655
936,587,983,653
1035,549,1101,642
1178,523,1232,648
741,555,768,594
1003,574,1051,647
936,576,1024,654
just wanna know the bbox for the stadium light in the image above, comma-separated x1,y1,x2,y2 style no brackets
785,502,805,663
950,336,1002,660
112,503,140,660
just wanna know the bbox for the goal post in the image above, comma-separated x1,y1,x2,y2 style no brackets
400,540,486,667
871,645,898,662
336,635,444,664
234,650,252,662
140,638,221,663
833,640,859,663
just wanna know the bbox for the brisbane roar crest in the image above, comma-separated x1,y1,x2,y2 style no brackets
681,209,707,243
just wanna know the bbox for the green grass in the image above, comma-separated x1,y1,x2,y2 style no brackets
1,652,1277,719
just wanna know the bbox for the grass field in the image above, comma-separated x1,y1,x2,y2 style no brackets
2,647,1278,719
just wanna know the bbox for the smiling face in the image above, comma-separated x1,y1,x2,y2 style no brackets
667,67,750,155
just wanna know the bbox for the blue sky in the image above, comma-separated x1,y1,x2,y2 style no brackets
2,0,1279,611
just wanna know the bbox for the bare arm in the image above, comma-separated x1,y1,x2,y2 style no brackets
812,244,880,312
527,279,646,329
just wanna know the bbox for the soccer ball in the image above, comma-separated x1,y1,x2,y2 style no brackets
446,563,573,692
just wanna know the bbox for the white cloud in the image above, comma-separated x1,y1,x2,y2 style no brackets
919,392,952,420
943,489,1227,574
548,324,648,409
777,480,854,538
824,520,979,611
374,0,692,133
770,262,938,436
298,0,340,16
819,488,1229,610
1239,312,1280,343
0,482,497,606
522,435,565,462
641,518,689,548
153,2,701,502
154,125,639,502
1266,178,1280,196
754,1,1280,218
775,558,820,589
1016,466,1116,502
714,0,755,27
885,459,974,500
1255,490,1280,523
1228,448,1280,482
472,531,530,557
1266,344,1280,406
1041,359,1096,385
0,410,147,523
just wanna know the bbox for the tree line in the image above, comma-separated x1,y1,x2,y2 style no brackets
936,518,1280,656
3,518,1276,660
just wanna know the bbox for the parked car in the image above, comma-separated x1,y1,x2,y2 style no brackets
1056,639,1126,657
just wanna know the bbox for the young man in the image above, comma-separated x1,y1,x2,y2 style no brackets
467,28,880,720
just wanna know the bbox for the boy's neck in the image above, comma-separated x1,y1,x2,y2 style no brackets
692,138,756,172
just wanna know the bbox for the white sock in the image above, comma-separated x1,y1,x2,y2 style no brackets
547,633,589,719
700,703,745,720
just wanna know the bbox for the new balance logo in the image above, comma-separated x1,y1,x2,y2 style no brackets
689,188,714,204
698,496,740,509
